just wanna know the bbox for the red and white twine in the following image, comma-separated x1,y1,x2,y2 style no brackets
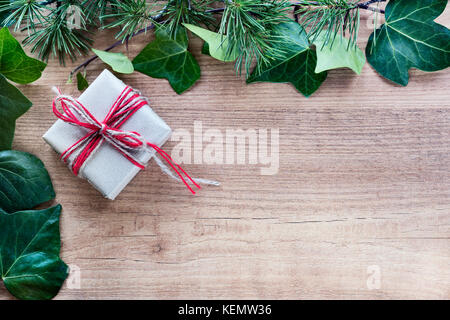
52,86,219,195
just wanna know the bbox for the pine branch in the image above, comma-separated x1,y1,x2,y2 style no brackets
163,0,215,38
219,0,292,75
21,1,93,64
102,0,158,40
295,0,385,47
82,0,114,24
0,0,48,32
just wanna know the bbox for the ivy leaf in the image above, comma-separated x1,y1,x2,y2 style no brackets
0,151,65,300
366,0,450,86
76,72,89,91
247,21,327,97
314,33,366,74
184,23,238,62
0,28,46,84
0,205,68,300
92,48,134,74
0,150,55,213
133,26,201,94
0,75,32,151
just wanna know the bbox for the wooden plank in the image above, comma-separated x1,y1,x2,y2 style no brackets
1,9,449,299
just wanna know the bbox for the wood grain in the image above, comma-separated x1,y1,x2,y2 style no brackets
1,9,449,300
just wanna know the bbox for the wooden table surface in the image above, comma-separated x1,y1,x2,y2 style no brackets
1,9,449,300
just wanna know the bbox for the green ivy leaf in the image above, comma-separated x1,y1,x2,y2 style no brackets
0,150,65,300
76,72,89,91
366,0,450,86
133,26,201,94
92,48,134,74
184,23,238,62
0,75,32,151
0,28,46,84
0,150,55,213
247,21,327,97
314,33,366,74
0,205,68,300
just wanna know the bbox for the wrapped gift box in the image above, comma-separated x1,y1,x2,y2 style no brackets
43,70,172,200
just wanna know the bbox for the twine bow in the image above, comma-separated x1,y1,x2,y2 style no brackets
52,86,218,194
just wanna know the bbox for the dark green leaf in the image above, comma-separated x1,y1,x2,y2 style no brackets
0,27,46,84
0,150,55,213
0,151,65,301
0,74,32,150
247,21,327,97
76,72,89,91
366,0,450,86
0,205,68,300
133,26,201,94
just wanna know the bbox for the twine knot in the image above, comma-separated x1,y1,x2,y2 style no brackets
100,123,108,135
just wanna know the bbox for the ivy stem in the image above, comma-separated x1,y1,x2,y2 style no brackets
357,0,386,13
70,1,386,77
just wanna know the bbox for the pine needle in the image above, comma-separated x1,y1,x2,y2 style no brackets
296,0,361,47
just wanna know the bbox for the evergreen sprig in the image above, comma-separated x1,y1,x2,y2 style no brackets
0,0,47,32
21,1,93,64
163,0,215,37
220,0,291,75
102,0,158,40
295,0,361,47
82,0,113,23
